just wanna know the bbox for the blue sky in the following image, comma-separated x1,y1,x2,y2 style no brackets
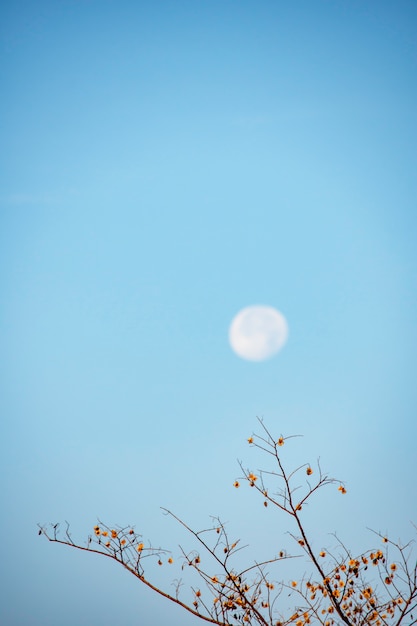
1,1,417,624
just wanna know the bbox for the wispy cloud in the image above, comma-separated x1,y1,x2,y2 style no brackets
1,192,57,205
0,190,79,206
231,114,270,128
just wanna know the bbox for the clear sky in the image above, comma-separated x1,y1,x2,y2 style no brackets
1,1,416,625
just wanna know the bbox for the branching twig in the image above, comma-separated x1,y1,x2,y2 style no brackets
39,419,416,626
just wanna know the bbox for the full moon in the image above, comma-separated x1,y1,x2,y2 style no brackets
229,305,289,361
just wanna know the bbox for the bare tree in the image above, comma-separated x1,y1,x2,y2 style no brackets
39,420,417,626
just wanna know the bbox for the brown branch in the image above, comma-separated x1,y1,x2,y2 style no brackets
39,419,417,626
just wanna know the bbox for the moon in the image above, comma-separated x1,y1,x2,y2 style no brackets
229,305,289,361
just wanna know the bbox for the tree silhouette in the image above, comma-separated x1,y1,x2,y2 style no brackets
39,420,417,626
